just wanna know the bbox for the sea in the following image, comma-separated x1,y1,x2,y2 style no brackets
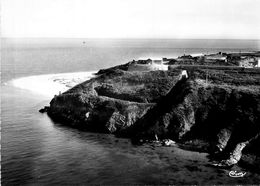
1,38,260,185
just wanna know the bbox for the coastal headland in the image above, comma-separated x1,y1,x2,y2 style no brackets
44,51,260,170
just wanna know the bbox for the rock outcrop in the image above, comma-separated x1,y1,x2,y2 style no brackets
130,67,260,166
46,63,260,167
47,68,181,133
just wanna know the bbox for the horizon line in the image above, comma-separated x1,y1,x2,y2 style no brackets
2,37,260,41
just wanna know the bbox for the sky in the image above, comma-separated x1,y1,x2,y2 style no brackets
1,0,260,39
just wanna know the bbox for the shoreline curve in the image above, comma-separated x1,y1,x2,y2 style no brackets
10,71,97,97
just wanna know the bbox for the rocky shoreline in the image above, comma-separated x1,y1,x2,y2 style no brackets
42,60,260,170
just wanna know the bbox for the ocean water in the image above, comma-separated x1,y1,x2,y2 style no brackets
1,38,260,185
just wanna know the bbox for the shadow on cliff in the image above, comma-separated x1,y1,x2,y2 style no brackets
46,65,260,168
122,69,260,167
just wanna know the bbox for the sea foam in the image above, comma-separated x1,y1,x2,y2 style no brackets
11,71,96,98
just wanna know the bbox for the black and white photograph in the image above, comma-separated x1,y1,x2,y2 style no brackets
1,0,260,185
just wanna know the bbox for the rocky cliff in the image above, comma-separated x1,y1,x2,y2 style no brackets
48,68,181,133
46,64,260,167
132,77,260,166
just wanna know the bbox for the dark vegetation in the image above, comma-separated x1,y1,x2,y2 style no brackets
66,69,181,103
185,67,260,86
96,62,131,75
46,62,260,169
48,68,182,134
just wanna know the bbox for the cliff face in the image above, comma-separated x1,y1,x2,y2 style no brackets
48,68,181,133
47,64,260,166
129,67,260,166
49,93,153,133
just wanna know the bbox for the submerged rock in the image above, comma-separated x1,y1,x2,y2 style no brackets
39,106,49,113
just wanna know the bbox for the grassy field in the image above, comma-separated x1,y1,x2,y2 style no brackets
172,65,260,86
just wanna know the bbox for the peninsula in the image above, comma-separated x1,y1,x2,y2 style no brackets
42,51,260,170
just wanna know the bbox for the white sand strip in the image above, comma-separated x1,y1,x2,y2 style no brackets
11,71,97,97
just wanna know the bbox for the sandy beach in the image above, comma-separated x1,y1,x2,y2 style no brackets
11,71,97,98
